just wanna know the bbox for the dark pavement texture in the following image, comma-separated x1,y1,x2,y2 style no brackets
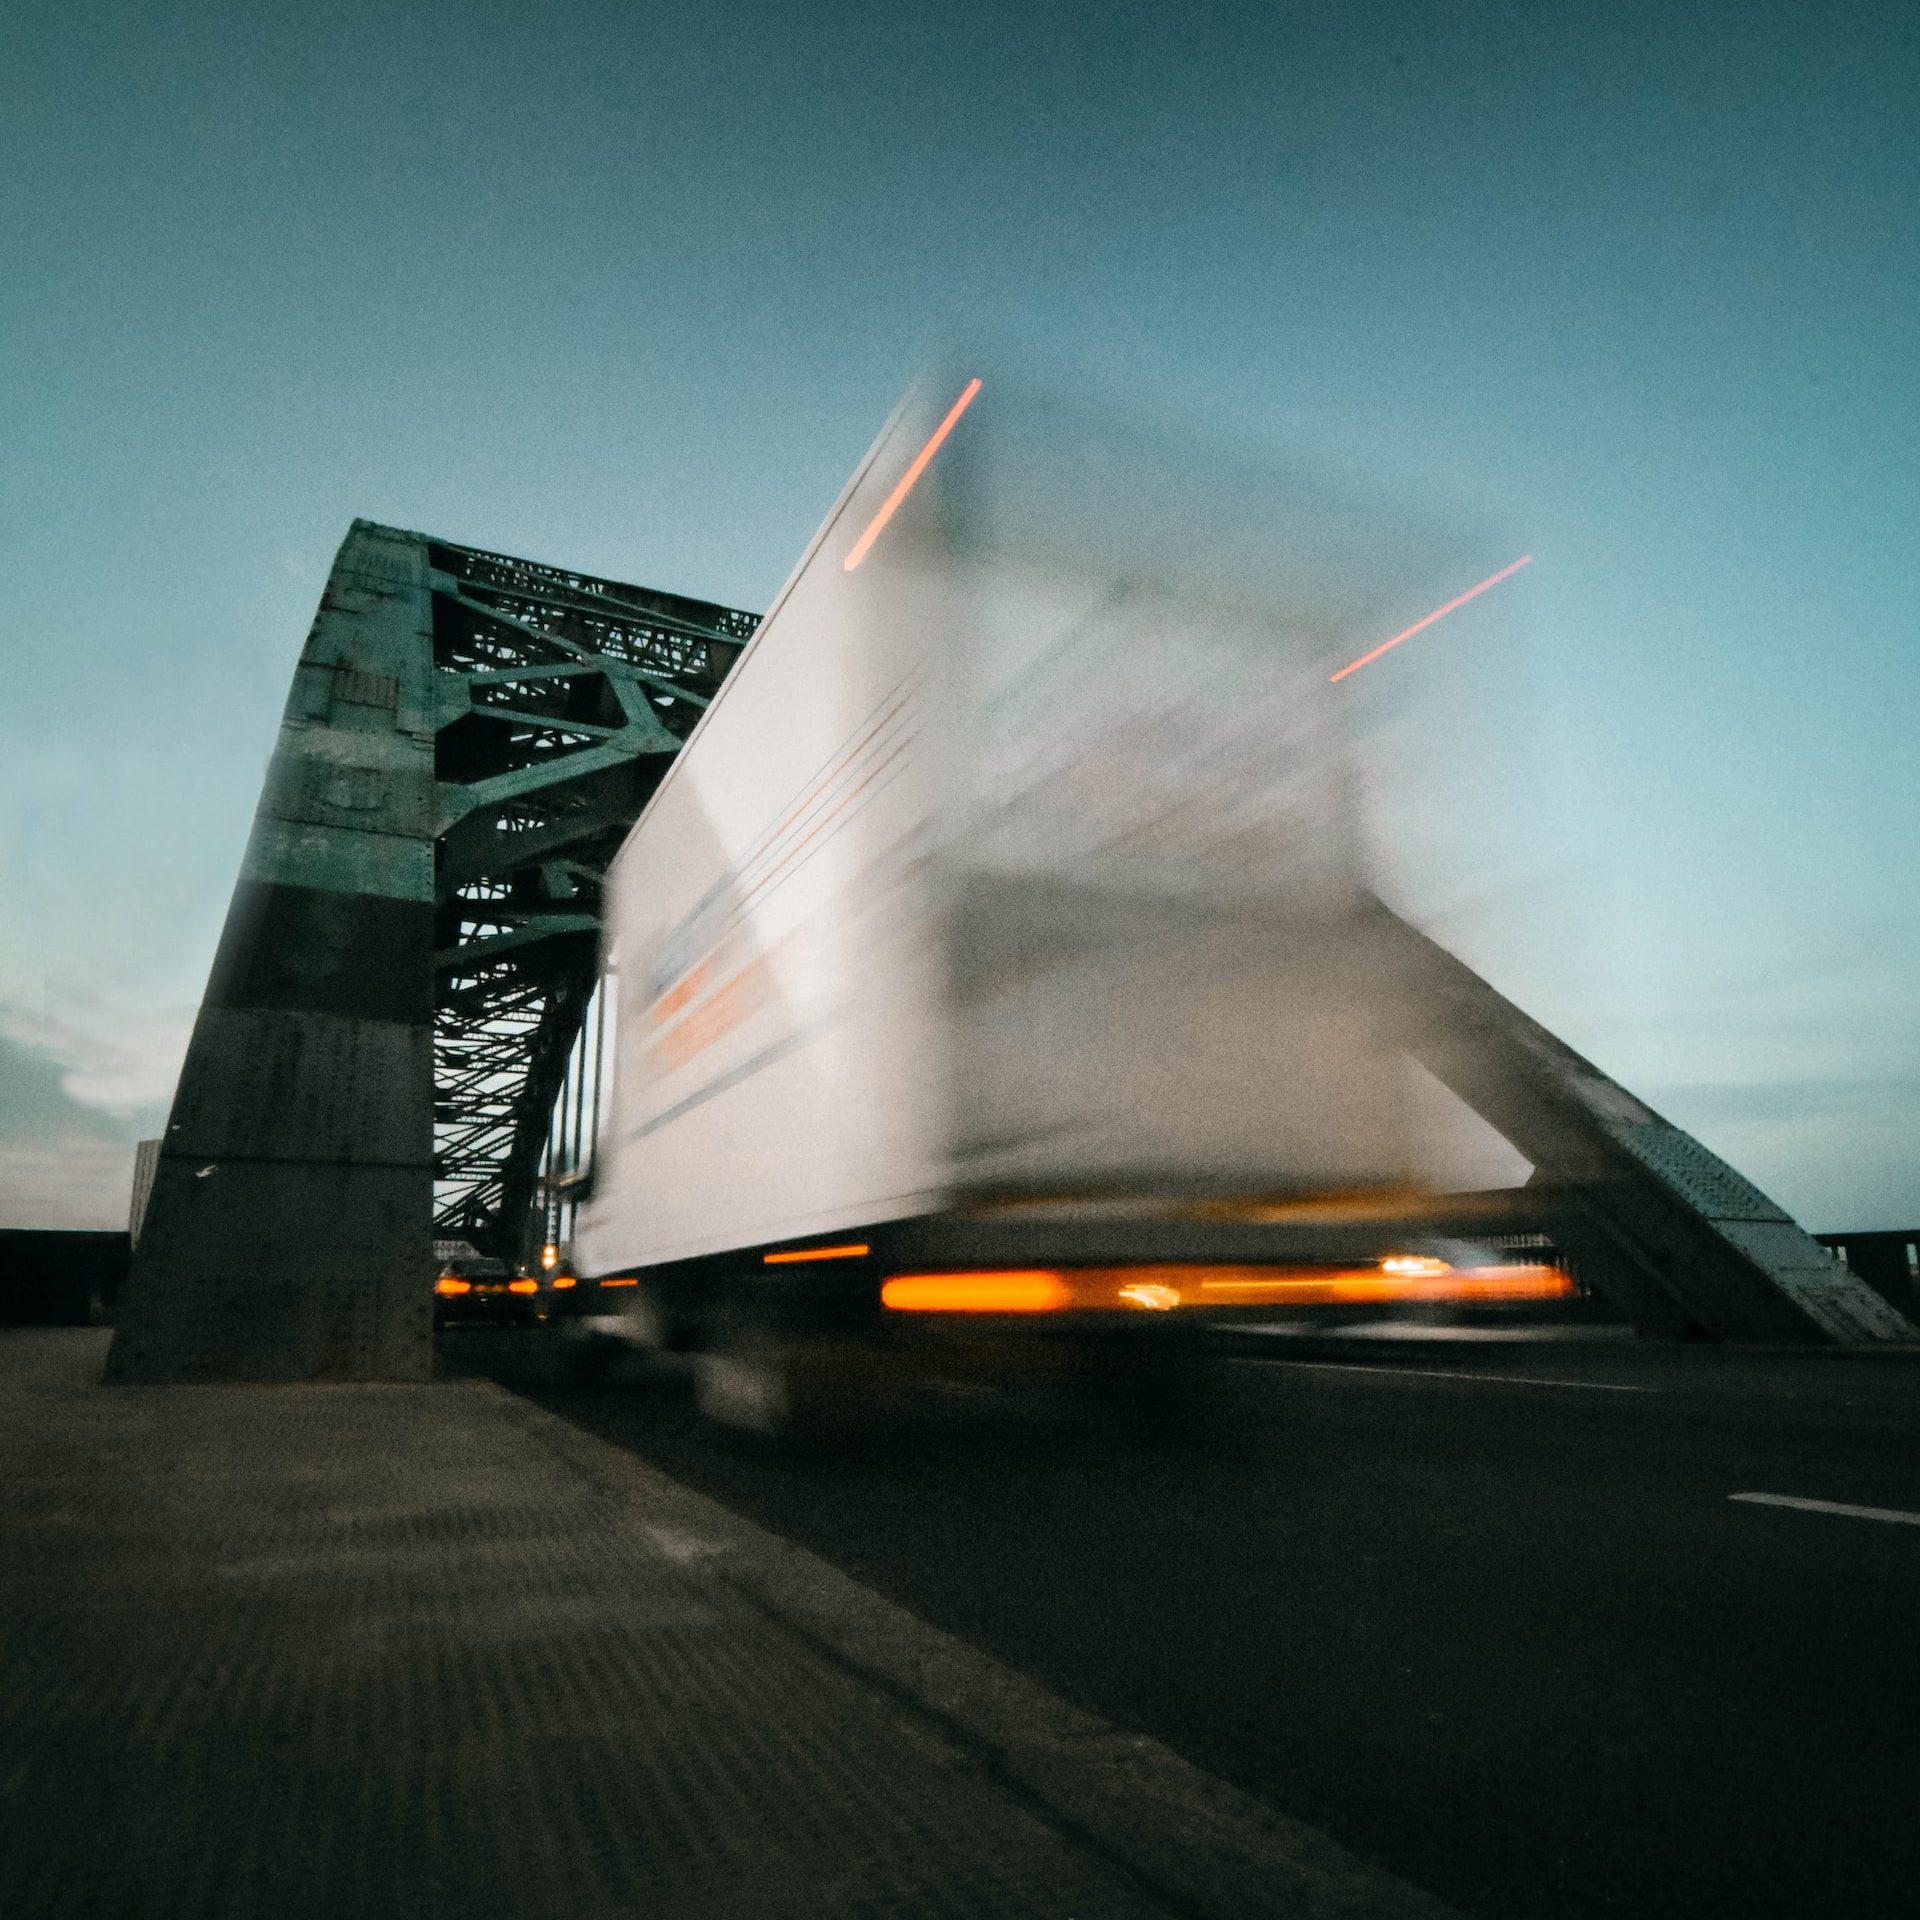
458,1328,1920,1920
4,1328,1221,1919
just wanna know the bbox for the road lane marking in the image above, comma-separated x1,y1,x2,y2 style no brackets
1729,1492,1920,1527
1241,1358,1659,1393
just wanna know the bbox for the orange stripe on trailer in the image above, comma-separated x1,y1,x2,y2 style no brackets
764,1243,871,1265
648,961,712,1024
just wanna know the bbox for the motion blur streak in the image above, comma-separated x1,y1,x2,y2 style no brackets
881,1264,1571,1312
881,1271,1071,1313
1327,553,1534,682
841,378,982,571
764,1243,871,1264
1188,1264,1573,1305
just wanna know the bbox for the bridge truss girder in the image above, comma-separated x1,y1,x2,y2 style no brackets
107,523,753,1382
424,535,753,1262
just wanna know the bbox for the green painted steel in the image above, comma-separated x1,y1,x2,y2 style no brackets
107,522,755,1381
1375,906,1914,1343
421,528,755,1263
107,524,442,1381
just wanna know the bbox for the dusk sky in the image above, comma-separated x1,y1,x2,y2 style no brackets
4,0,1915,1229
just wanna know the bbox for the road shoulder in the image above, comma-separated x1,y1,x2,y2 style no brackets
488,1381,1455,1920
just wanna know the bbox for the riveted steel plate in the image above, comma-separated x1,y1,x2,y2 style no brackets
337,666,400,710
109,1160,432,1382
1715,1219,1915,1338
242,818,433,903
163,1007,430,1165
1612,1122,1791,1222
259,744,436,839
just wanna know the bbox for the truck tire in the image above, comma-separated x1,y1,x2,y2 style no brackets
694,1308,898,1446
694,1317,795,1436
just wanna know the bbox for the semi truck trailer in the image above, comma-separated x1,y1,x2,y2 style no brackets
569,368,1533,1434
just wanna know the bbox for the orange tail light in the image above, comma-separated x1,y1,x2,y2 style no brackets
881,1271,1072,1314
877,1261,1573,1314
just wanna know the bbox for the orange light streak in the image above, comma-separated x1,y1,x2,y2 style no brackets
1191,1265,1573,1305
881,1270,1071,1313
1328,554,1534,683
764,1243,872,1265
598,1277,638,1288
843,379,982,571
877,1261,1572,1314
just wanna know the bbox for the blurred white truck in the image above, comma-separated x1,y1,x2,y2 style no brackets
571,368,1485,1433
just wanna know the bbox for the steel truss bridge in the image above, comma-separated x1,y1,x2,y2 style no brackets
109,523,754,1381
106,523,1911,1383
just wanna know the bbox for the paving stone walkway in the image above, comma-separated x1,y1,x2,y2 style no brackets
1,1329,1176,1919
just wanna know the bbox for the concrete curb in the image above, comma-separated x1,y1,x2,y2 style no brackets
482,1382,1457,1920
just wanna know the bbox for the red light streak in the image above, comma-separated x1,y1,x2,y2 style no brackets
843,378,982,571
1329,554,1534,683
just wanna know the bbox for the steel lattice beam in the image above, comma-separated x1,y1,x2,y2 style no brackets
424,533,754,1264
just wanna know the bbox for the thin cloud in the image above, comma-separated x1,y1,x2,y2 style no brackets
0,995,187,1124
0,1032,164,1229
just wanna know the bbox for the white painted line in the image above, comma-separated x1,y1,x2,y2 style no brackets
1729,1492,1920,1527
1238,1358,1659,1393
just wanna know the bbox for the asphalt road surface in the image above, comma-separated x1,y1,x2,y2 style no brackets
450,1326,1920,1920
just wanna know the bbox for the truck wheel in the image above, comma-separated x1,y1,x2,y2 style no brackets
695,1312,896,1446
695,1322,794,1437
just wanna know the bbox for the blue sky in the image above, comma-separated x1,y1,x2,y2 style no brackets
3,0,1915,1228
